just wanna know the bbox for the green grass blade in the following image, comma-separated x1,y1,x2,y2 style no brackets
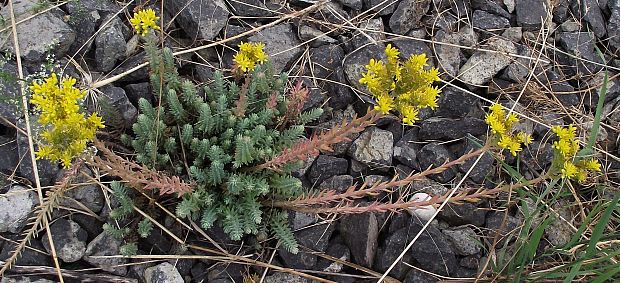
564,191,620,282
578,48,607,158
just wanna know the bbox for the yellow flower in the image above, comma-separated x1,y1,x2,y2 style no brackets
30,73,105,168
485,103,532,157
234,42,269,73
400,105,419,125
374,95,394,114
359,45,440,125
550,125,600,182
560,161,579,179
130,9,160,36
583,159,601,171
516,132,533,145
385,44,400,60
233,53,255,72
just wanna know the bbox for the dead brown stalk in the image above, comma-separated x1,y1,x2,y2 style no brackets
89,139,195,196
254,109,382,172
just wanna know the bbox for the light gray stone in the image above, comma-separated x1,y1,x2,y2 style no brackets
458,37,517,86
443,226,481,256
348,127,393,170
83,231,128,275
0,0,75,62
0,184,38,233
145,262,184,283
247,24,302,73
42,218,88,262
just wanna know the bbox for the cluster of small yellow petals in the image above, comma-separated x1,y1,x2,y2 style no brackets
551,125,601,182
359,44,441,125
484,103,532,156
130,9,160,36
30,73,105,168
233,42,268,72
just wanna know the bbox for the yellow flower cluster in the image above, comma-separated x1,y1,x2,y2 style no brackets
485,103,533,156
233,42,268,73
130,9,160,36
30,73,105,168
551,125,601,181
359,44,441,125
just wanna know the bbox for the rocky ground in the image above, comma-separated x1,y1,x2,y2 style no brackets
0,0,619,282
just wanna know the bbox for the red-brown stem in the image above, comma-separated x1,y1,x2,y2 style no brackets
273,146,489,209
254,109,383,172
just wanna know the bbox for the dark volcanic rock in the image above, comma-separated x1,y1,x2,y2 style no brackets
308,155,348,184
309,45,355,110
17,122,59,186
1,237,51,266
375,219,458,278
472,0,511,18
83,231,129,275
279,222,335,269
0,0,75,62
485,212,522,243
472,10,510,30
95,15,128,72
515,0,548,29
391,39,433,66
519,141,554,171
319,175,355,193
339,212,379,267
0,61,27,125
247,24,302,73
419,117,487,140
557,32,603,76
417,143,456,183
571,0,607,38
344,44,386,91
228,0,277,17
439,203,487,226
433,87,479,118
442,226,481,256
458,138,494,183
389,0,431,35
99,85,138,129
364,0,398,15
0,135,19,175
609,0,620,50
165,0,229,40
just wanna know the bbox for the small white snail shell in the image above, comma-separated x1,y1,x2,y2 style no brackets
407,192,437,222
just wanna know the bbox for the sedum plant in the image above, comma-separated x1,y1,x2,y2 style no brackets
30,73,105,168
359,44,441,125
550,125,601,181
485,103,533,156
118,12,324,253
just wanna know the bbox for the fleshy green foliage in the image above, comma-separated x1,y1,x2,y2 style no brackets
30,73,105,168
124,38,324,252
138,219,153,238
359,44,441,125
119,243,138,256
106,181,147,254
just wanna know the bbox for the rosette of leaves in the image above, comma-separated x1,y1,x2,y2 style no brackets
121,38,323,253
